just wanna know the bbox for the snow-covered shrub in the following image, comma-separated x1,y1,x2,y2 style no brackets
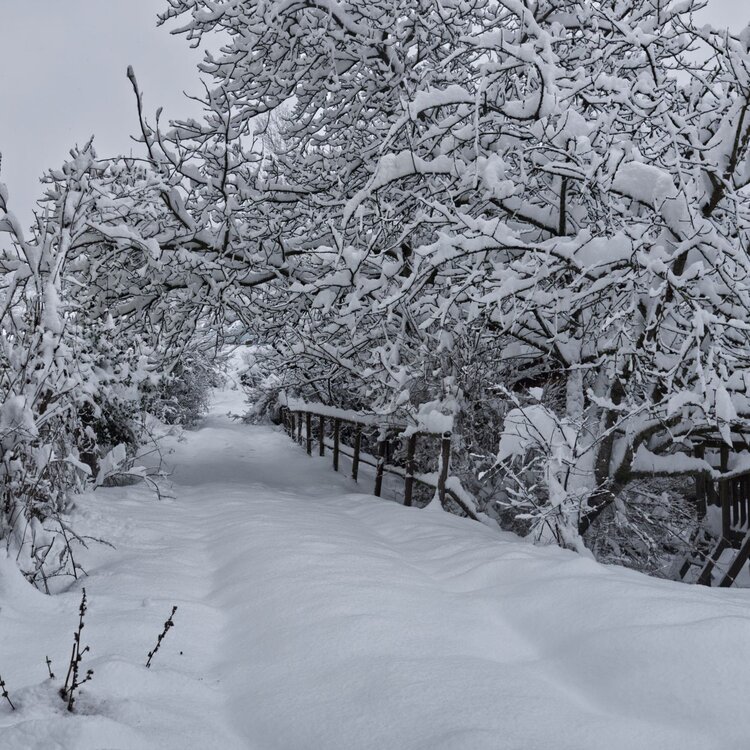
0,145,205,587
77,397,140,476
140,349,222,428
584,479,698,578
234,346,284,422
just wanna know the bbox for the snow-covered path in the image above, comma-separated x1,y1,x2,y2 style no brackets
3,390,750,749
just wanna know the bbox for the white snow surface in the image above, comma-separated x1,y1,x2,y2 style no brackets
3,388,750,749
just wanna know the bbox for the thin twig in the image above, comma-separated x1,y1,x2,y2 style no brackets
146,605,178,668
60,588,94,712
0,675,15,711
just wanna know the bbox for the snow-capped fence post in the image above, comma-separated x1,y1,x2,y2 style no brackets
404,434,417,507
305,413,312,455
352,427,362,482
374,434,387,497
437,432,451,508
319,415,325,457
333,419,341,472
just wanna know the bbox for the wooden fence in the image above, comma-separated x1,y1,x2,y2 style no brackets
278,404,478,521
688,466,750,587
280,408,750,586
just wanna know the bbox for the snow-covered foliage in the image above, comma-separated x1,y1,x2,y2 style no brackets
4,0,750,580
156,0,750,556
141,348,224,427
0,145,220,587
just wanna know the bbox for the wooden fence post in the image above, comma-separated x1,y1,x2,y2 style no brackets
721,478,730,539
404,433,417,507
333,419,340,471
437,431,451,508
352,426,361,482
319,415,325,456
305,412,312,455
738,478,743,528
374,432,387,497
694,443,706,519
718,535,750,587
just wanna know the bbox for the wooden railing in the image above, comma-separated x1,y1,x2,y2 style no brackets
717,473,750,541
698,468,750,543
278,403,479,521
690,467,750,587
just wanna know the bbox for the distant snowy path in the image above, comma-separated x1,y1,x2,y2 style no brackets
3,389,750,749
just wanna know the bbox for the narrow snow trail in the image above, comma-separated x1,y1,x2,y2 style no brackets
3,390,750,749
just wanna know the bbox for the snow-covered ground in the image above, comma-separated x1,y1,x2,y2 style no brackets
3,388,750,749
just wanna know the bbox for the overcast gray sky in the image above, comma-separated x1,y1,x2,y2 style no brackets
0,0,199,225
0,0,747,225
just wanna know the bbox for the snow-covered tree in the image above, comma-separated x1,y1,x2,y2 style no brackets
25,0,719,568
0,141,230,586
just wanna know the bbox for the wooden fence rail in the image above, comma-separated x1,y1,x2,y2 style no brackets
687,468,750,587
279,405,479,521
698,470,750,543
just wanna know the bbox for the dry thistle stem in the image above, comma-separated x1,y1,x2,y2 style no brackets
60,588,94,712
146,605,178,668
0,674,15,711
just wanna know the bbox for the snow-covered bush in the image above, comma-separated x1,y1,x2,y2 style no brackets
0,144,220,586
0,158,130,583
584,479,698,578
232,346,283,422
140,348,222,428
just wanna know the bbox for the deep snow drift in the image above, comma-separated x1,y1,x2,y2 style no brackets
2,389,750,749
